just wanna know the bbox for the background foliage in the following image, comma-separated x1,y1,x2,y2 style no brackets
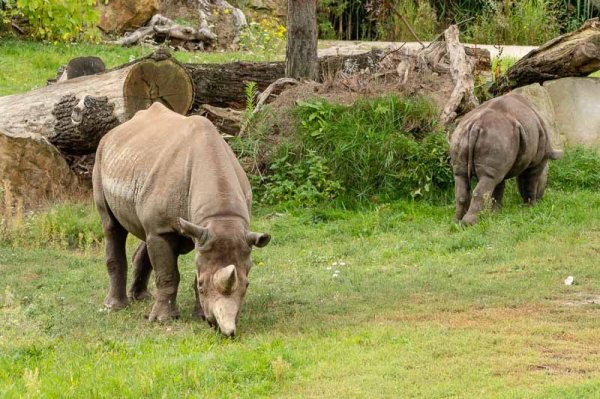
0,0,100,42
318,0,599,44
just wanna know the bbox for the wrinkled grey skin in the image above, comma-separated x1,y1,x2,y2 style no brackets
92,102,270,337
450,93,563,225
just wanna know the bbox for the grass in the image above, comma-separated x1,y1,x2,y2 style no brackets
0,39,281,96
1,182,600,397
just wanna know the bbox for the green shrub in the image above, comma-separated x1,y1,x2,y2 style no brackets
549,146,600,191
258,150,343,206
0,0,100,42
294,95,453,203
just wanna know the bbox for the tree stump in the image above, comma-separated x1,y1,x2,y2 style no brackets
493,18,600,94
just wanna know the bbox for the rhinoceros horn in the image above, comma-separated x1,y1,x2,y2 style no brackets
178,218,210,245
215,264,238,294
246,232,271,247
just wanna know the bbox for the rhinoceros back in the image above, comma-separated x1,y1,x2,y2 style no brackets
93,102,251,241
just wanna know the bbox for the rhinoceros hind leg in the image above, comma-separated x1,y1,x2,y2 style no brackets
462,176,500,225
101,210,130,311
517,162,547,204
147,234,181,322
453,174,471,223
492,180,506,211
128,242,153,301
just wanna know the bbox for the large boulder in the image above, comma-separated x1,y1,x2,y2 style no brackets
0,130,78,207
514,77,600,151
544,77,600,150
98,0,158,34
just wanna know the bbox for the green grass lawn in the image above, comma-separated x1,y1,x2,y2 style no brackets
1,183,599,398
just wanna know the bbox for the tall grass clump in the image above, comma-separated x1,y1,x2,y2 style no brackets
549,146,600,191
468,0,561,45
376,0,439,41
287,95,453,205
0,202,103,250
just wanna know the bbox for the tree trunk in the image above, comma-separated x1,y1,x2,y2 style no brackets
492,18,600,94
285,0,318,80
186,50,384,109
0,51,193,155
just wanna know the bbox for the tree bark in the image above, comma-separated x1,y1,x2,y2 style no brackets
285,0,318,80
0,51,193,154
492,18,600,94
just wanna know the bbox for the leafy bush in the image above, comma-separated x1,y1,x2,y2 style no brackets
293,95,453,203
549,146,600,191
257,150,343,206
0,0,100,42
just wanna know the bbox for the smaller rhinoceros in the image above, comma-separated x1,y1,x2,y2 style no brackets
450,93,562,225
92,102,270,336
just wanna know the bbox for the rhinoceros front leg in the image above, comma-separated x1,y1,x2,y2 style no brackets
146,234,181,322
128,242,153,301
462,176,500,225
102,216,130,311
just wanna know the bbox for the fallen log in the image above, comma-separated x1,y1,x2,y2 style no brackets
0,51,193,154
186,50,385,109
115,14,217,50
493,18,600,94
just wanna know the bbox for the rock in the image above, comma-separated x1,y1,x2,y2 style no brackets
513,83,563,149
98,0,158,34
544,77,600,150
230,0,285,19
0,130,78,207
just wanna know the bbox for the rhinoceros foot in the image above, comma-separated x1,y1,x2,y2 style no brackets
128,288,153,301
148,300,180,322
461,213,478,226
104,295,130,311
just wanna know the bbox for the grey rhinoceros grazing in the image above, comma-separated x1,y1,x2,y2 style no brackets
92,102,270,336
450,93,562,225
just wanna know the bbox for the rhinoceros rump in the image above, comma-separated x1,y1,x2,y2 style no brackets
92,102,270,336
450,93,562,225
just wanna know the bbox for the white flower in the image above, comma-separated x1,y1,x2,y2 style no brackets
564,276,574,286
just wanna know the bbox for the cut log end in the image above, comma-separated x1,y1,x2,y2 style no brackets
123,58,194,119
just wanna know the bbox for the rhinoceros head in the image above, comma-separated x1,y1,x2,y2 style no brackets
179,218,270,337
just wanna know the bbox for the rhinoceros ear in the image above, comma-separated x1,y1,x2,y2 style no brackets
215,264,238,294
178,218,210,245
247,232,271,248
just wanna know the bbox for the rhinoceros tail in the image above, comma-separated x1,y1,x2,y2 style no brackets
467,123,481,183
548,149,564,160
